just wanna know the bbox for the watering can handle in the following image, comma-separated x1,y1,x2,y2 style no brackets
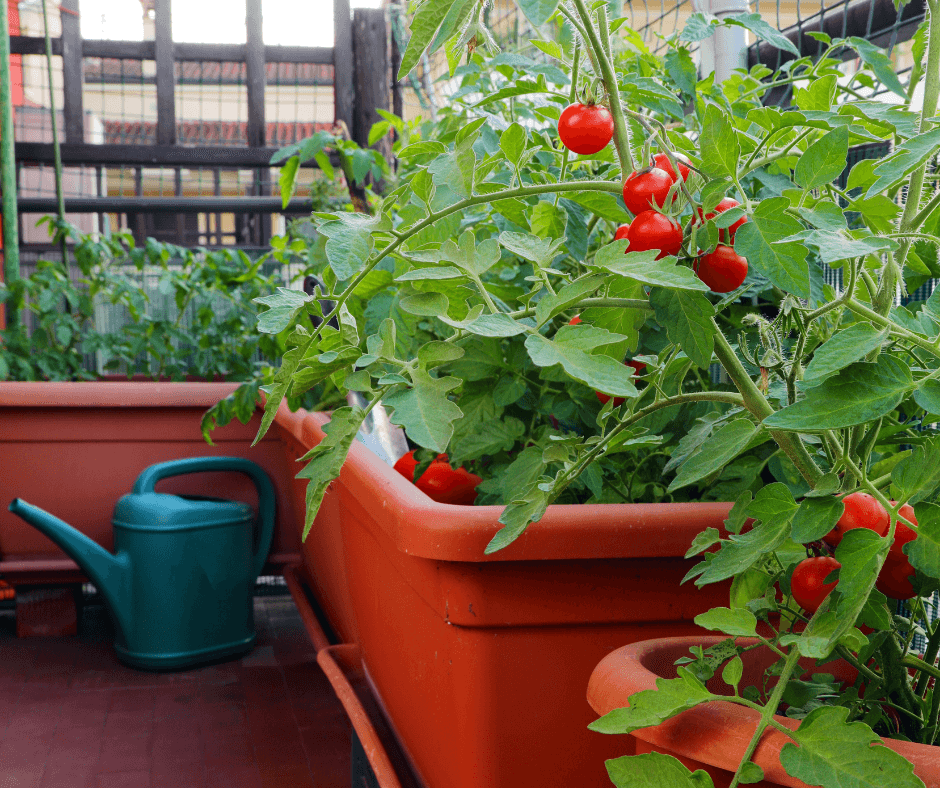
133,457,276,579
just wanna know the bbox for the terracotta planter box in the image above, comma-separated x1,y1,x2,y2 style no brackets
279,409,734,788
0,382,302,585
587,636,940,788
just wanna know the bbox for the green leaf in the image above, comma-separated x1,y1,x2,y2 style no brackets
725,13,799,56
892,441,940,504
535,275,605,328
400,291,450,317
649,288,715,369
791,496,845,544
529,200,568,240
734,198,810,298
795,126,849,190
867,127,940,198
292,345,360,395
428,124,480,199
796,229,898,265
589,671,715,734
525,328,638,398
517,0,561,27
699,104,740,179
319,212,389,281
279,155,300,209
499,123,527,167
383,367,463,453
678,12,717,42
737,762,764,785
833,528,886,623
438,309,529,337
905,503,940,581
454,417,526,460
664,49,697,95
803,323,889,386
398,0,462,79
296,407,365,538
722,655,744,689
847,37,908,98
605,753,716,788
592,242,709,291
487,482,550,553
780,706,923,788
669,418,761,492
566,191,626,223
763,355,913,430
398,141,447,158
499,230,565,268
396,266,464,282
685,527,721,558
694,607,758,637
254,287,309,334
913,378,940,413
418,341,465,368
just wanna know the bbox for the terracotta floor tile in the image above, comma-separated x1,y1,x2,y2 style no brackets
0,596,351,787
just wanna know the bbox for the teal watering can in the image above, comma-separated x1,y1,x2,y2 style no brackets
8,456,275,671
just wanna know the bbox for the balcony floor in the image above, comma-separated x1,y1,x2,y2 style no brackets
0,593,351,788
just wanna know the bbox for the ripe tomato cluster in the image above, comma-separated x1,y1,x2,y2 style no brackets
791,493,920,615
556,104,752,294
393,451,482,506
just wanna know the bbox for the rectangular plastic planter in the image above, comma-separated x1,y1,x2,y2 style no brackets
281,409,734,788
0,382,302,584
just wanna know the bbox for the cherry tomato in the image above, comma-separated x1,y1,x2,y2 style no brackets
653,152,690,182
614,224,630,241
622,168,675,215
791,556,841,614
393,450,481,506
626,211,683,259
824,492,889,548
876,553,917,600
693,246,748,292
888,501,918,560
557,103,614,155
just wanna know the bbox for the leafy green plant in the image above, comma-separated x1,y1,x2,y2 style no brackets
251,0,940,784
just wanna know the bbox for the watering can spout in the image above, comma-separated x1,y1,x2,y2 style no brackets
7,498,133,639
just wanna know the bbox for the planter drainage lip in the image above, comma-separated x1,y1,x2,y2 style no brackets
286,411,733,563
587,636,939,788
0,381,241,408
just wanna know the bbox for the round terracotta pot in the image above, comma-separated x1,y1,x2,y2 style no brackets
587,636,940,788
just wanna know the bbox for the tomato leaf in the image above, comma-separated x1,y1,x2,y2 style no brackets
383,367,464,453
724,13,800,56
398,0,463,79
802,323,889,387
866,127,940,198
487,481,551,553
734,197,810,298
296,407,365,538
593,242,709,291
525,329,638,398
669,418,763,492
606,753,717,788
699,103,740,179
649,288,716,369
694,607,758,637
254,287,309,334
905,503,940,581
846,37,908,98
795,126,849,190
516,0,561,28
780,707,924,788
589,670,716,734
892,441,940,505
791,496,845,544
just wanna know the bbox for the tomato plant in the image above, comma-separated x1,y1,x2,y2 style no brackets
254,0,940,781
557,103,614,155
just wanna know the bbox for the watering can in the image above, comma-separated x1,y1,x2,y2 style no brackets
8,456,275,671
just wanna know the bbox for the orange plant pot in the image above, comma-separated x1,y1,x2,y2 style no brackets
0,382,302,582
587,636,940,788
282,410,735,788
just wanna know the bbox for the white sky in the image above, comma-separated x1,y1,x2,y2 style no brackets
78,0,381,47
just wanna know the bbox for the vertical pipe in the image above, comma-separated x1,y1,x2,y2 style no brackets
699,0,751,83
0,0,21,330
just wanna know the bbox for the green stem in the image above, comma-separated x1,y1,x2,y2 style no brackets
711,329,824,486
728,645,802,788
915,620,940,696
570,0,635,174
508,296,652,320
911,189,940,231
0,0,20,330
41,0,68,267
846,297,940,360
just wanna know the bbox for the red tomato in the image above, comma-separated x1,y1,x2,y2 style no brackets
393,450,481,506
626,211,683,259
791,556,841,614
695,197,748,243
557,103,614,155
614,224,630,241
653,152,690,182
824,492,890,548
569,315,582,325
622,168,675,215
877,553,917,600
694,246,748,292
